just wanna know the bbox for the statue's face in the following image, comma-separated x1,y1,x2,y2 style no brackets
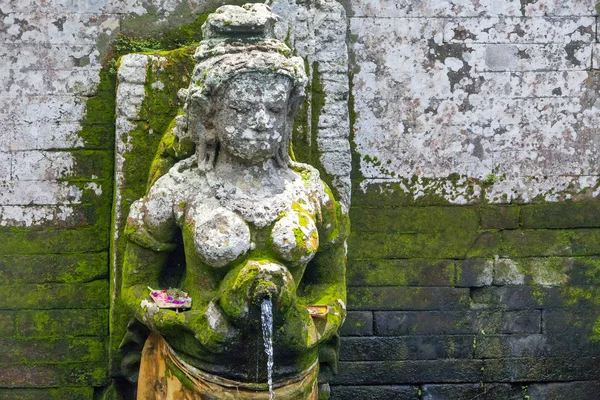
214,72,292,163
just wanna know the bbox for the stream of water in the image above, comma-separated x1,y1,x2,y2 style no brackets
261,298,275,400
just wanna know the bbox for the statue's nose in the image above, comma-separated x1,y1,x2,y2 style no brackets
251,107,269,132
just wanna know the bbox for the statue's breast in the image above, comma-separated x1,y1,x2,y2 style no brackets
271,209,319,265
188,203,252,268
183,173,322,269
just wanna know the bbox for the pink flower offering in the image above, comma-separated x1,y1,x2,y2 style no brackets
147,287,192,309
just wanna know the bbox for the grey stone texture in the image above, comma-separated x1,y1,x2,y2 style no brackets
2,0,600,396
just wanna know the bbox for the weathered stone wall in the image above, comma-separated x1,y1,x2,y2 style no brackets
1,0,600,398
333,0,600,398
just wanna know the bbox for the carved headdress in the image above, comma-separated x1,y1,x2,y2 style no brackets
183,3,308,169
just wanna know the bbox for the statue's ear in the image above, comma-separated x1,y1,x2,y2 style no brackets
186,87,214,126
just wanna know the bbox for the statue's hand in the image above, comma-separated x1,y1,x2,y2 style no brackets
141,299,239,353
219,260,296,326
276,303,320,351
184,301,241,353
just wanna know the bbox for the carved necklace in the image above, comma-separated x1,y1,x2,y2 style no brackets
205,169,310,229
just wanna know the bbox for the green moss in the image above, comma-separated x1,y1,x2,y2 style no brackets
482,173,498,187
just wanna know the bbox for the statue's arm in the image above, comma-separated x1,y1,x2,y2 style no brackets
121,192,183,332
121,241,177,329
283,182,350,349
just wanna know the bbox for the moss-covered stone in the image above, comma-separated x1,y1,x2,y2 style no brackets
0,281,109,310
348,230,477,259
16,309,108,338
466,232,502,258
501,229,600,257
348,287,470,311
0,388,94,400
482,356,599,382
0,226,109,255
347,259,454,287
521,201,600,229
0,311,15,337
0,253,108,285
0,363,108,387
0,338,106,364
65,150,113,181
351,178,482,207
350,206,479,233
480,205,520,230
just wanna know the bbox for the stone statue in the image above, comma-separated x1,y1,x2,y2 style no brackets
121,4,348,398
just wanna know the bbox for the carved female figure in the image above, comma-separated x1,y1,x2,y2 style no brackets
121,4,348,399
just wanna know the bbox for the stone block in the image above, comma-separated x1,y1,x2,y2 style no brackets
350,206,479,233
340,311,373,336
494,257,570,286
543,309,599,338
348,230,477,259
0,205,99,229
466,232,502,258
569,257,600,285
0,311,15,337
347,259,454,287
0,338,106,363
333,359,484,385
0,181,83,206
0,281,109,310
0,95,86,125
374,311,473,336
348,287,470,311
17,309,108,337
445,17,595,44
455,258,493,287
470,287,568,309
422,383,522,400
0,43,100,71
480,205,520,230
510,70,591,98
469,43,592,72
521,201,600,229
501,229,600,257
11,150,112,181
340,335,473,361
474,310,541,334
474,334,550,358
483,357,599,382
0,362,108,387
330,385,419,400
527,381,600,400
4,122,85,151
0,253,108,284
351,180,480,208
494,258,526,285
0,226,109,254
0,388,94,400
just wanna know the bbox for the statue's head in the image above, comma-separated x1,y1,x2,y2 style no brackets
182,4,308,169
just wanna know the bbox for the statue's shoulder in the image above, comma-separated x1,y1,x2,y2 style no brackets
148,156,210,202
290,161,321,189
290,161,335,208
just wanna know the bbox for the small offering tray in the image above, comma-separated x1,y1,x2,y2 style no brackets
148,287,192,309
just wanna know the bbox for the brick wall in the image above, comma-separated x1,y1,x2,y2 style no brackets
332,0,600,396
330,196,600,399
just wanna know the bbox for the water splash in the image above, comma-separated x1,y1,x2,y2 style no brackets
261,297,274,400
